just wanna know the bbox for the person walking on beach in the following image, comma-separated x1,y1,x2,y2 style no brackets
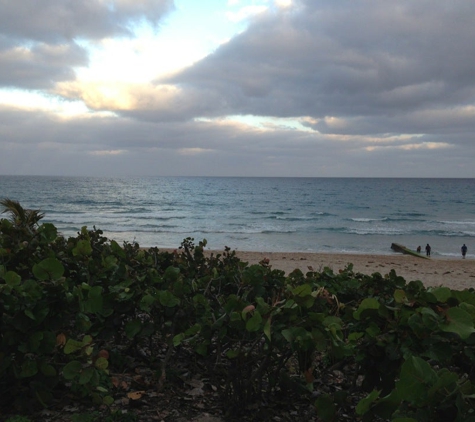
425,243,431,257
461,244,468,258
417,245,421,253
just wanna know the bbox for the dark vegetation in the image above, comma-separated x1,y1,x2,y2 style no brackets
1,199,475,421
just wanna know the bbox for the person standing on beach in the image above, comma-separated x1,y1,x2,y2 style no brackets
425,244,431,257
461,244,468,258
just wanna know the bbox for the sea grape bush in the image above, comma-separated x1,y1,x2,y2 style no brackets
1,201,475,421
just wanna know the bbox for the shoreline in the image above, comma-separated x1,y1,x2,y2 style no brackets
159,248,475,291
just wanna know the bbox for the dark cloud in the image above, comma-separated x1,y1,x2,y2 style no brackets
0,42,88,89
168,0,475,125
0,0,173,89
0,105,472,177
0,0,174,42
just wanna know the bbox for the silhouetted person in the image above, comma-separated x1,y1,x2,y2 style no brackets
425,244,431,257
461,244,468,259
417,245,421,253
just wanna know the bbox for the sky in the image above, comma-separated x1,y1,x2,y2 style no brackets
1,0,475,178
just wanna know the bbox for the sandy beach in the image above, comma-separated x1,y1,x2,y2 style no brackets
230,251,475,291
162,248,475,291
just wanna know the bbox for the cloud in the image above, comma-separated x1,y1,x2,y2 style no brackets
226,5,268,23
0,42,88,89
0,0,173,89
0,0,174,42
168,1,475,124
1,0,475,177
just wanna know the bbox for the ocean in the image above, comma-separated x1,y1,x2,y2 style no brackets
0,176,474,258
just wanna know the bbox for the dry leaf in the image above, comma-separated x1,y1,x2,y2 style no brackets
127,391,145,400
56,333,66,346
98,349,109,359
304,368,314,384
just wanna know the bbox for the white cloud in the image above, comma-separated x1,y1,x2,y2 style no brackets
226,6,268,22
274,0,292,8
89,150,127,156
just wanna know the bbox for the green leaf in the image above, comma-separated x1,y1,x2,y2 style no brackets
440,307,475,340
38,223,58,242
20,359,38,378
315,394,337,421
110,240,126,258
24,309,36,320
396,356,437,404
281,328,293,343
73,240,92,256
85,286,103,313
394,289,407,304
33,257,65,280
29,331,44,352
226,349,240,359
164,266,180,282
263,318,271,341
356,389,380,415
94,357,108,370
292,284,312,297
79,366,95,385
103,395,114,406
63,360,82,380
173,333,185,347
125,319,142,339
82,335,92,345
230,312,241,322
5,271,21,287
353,298,380,320
40,363,57,377
158,290,180,307
140,294,156,311
246,310,262,332
429,286,452,303
64,339,84,354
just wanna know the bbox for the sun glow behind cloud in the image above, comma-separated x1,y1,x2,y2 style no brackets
0,88,90,116
1,0,278,118
195,115,316,132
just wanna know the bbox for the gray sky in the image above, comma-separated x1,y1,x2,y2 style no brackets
1,0,474,177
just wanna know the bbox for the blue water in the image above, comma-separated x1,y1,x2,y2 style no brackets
1,176,474,258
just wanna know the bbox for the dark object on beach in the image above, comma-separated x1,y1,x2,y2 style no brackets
391,243,430,259
425,243,431,257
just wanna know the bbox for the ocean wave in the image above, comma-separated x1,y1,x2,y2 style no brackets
95,227,298,235
393,212,426,217
267,215,321,221
439,220,475,226
111,207,151,214
345,228,406,235
351,217,388,222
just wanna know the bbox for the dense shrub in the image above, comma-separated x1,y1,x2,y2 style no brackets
1,201,475,421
